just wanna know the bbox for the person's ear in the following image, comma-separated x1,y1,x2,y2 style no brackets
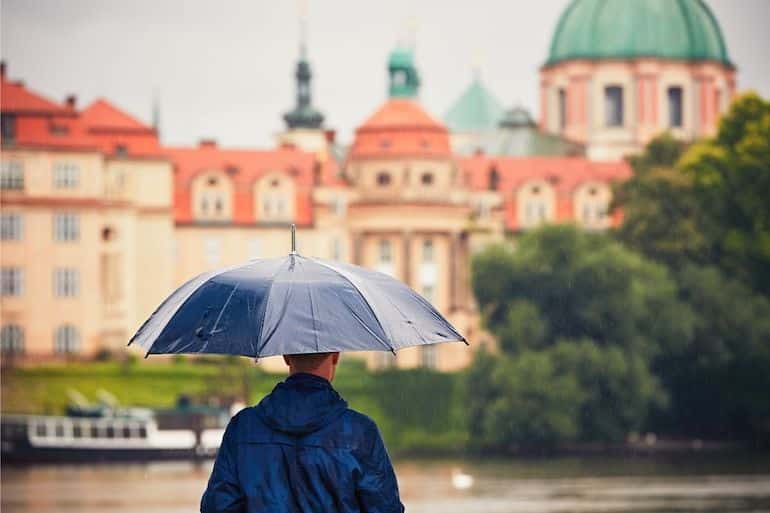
283,355,291,367
332,352,340,365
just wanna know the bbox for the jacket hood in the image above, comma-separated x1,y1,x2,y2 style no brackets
255,373,348,436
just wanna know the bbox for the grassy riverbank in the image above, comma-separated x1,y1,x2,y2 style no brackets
0,358,465,455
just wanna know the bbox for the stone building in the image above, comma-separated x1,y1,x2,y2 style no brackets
1,0,738,369
539,0,736,160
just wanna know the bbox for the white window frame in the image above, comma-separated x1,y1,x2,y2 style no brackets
0,324,24,354
1,267,23,296
54,268,80,298
205,237,221,266
54,325,80,354
53,161,80,189
0,160,24,190
53,213,80,242
0,212,23,241
378,239,392,264
420,344,438,369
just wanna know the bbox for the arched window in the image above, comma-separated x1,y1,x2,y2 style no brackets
668,86,683,128
378,239,392,264
574,182,612,230
517,181,555,229
558,88,567,131
422,239,434,263
604,85,624,127
0,324,24,354
255,173,295,222
54,324,80,354
192,171,233,221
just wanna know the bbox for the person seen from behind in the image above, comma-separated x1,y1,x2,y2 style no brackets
201,352,405,513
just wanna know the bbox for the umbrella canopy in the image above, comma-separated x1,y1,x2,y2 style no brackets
129,253,466,358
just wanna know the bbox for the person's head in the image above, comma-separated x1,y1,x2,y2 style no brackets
283,352,340,381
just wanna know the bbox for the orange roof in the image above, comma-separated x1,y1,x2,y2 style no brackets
349,99,451,159
460,154,632,230
168,142,335,226
81,99,154,133
1,75,72,115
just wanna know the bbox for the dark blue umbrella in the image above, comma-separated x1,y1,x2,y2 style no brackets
129,228,466,358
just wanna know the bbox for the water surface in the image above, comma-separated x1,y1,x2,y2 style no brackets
3,455,770,512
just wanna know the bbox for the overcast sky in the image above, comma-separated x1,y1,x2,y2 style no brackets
2,0,769,148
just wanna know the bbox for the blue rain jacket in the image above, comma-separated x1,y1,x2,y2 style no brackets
201,373,405,513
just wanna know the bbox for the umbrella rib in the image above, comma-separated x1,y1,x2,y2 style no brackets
255,257,293,358
308,257,396,353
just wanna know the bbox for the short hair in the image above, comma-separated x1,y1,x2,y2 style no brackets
285,352,334,372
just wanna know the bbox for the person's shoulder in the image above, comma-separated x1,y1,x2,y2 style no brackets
341,408,378,430
223,406,266,440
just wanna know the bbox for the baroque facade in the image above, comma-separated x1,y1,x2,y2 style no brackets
1,0,736,370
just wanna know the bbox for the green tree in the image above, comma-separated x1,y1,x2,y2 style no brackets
551,339,666,442
615,133,707,269
656,264,770,442
680,92,770,296
472,225,693,358
481,350,584,449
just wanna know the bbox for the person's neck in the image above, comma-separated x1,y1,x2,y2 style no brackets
290,369,333,382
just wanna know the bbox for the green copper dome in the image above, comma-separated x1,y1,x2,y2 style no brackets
546,0,732,67
444,76,505,132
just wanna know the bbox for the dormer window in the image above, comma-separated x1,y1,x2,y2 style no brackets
377,172,391,186
208,176,219,186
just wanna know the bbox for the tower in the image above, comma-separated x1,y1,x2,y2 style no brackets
282,7,324,130
387,46,420,98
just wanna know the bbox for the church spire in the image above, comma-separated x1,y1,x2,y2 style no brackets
283,0,324,130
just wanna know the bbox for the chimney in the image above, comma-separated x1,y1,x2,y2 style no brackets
0,61,6,79
65,95,77,109
199,138,217,148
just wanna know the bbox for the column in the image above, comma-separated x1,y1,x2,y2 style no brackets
402,231,412,286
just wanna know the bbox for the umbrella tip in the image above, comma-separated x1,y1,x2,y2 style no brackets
291,223,297,254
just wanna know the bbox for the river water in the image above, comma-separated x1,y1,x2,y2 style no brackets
2,455,770,512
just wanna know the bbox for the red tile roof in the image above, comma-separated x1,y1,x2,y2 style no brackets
1,76,73,115
167,142,334,226
349,99,451,159
460,154,632,230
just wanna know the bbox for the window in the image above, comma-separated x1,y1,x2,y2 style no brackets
248,238,261,259
1,267,23,296
525,200,548,225
422,284,435,303
53,213,79,241
332,196,346,217
668,86,683,127
261,196,273,217
205,238,221,266
0,325,24,354
1,160,24,190
422,239,434,263
54,268,79,298
420,344,438,369
558,88,567,130
378,239,392,264
331,237,343,261
421,173,434,185
377,172,391,186
1,213,23,240
1,114,16,141
604,86,624,127
488,167,499,191
54,324,80,354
